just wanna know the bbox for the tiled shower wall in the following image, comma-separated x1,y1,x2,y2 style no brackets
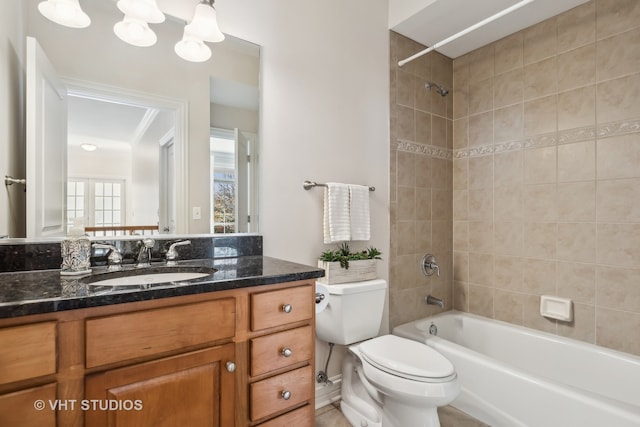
389,32,454,329
452,0,640,356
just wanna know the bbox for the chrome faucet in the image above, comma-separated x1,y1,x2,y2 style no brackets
425,295,445,309
92,243,123,271
166,240,191,266
421,254,440,277
136,238,155,268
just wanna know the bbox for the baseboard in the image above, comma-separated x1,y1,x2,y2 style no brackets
315,374,342,410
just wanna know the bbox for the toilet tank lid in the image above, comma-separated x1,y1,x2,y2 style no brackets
318,279,387,295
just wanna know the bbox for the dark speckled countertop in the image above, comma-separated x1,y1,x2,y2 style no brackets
0,256,324,319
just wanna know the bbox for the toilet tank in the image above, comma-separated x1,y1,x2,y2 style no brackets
316,279,387,345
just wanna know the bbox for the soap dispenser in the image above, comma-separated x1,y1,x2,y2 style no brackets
60,218,92,275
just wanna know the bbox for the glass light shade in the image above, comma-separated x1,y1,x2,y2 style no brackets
116,0,164,24
184,3,225,43
38,0,90,28
174,35,212,63
80,143,97,152
114,16,157,47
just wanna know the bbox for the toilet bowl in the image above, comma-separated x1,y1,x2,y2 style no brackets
315,280,459,427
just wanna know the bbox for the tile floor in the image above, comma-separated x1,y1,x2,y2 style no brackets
315,402,490,427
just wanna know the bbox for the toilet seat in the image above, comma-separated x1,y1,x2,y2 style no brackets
358,335,456,383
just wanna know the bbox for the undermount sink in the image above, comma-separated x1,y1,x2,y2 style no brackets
83,266,217,287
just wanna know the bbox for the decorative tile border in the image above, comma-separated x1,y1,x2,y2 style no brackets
396,139,453,160
451,118,640,159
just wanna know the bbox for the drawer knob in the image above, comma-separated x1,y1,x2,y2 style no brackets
281,390,292,400
281,304,292,313
226,361,236,373
281,347,293,357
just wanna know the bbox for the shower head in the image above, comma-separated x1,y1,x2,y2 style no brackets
425,81,449,97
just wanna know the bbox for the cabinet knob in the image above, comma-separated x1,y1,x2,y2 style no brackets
281,304,292,313
281,390,292,400
281,347,293,357
226,361,236,373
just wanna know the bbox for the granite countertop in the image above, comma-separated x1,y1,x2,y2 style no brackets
0,256,324,319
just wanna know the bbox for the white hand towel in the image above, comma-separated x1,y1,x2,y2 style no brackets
349,184,371,241
323,182,351,243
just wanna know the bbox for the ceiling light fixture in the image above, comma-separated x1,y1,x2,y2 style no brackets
38,0,225,62
80,143,97,152
37,0,91,28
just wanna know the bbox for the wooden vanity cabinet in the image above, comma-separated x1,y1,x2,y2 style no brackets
0,279,316,427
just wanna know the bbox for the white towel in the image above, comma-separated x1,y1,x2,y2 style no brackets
349,184,371,241
323,183,351,243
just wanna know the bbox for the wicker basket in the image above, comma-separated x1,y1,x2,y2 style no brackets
317,259,378,284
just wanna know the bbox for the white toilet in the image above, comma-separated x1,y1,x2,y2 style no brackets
316,279,459,427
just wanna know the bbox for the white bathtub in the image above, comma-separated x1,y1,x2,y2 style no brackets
393,311,640,427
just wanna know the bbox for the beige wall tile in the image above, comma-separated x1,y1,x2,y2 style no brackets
432,158,451,189
468,156,493,189
524,18,557,65
415,220,432,254
524,57,557,100
468,111,494,147
469,284,494,317
416,77,432,113
557,181,596,221
557,85,595,130
524,184,557,221
415,154,433,188
557,261,595,304
597,223,640,268
469,221,493,253
397,186,416,220
494,289,524,324
397,105,415,141
494,32,524,75
416,111,432,145
596,0,640,40
494,150,523,188
495,187,523,221
557,1,596,53
454,251,469,282
524,95,557,136
597,178,640,222
468,189,493,221
453,189,468,220
556,222,596,263
597,133,640,180
397,69,415,108
494,104,524,143
397,220,416,255
453,118,468,149
494,221,523,256
453,158,468,190
453,281,469,312
557,43,596,92
396,254,419,290
453,86,468,119
524,146,557,184
397,151,416,187
523,258,557,295
432,115,447,148
454,222,469,252
597,266,640,313
596,308,640,356
416,188,432,221
524,294,557,333
469,44,494,83
469,77,494,115
596,73,640,123
596,27,640,82
433,220,453,253
494,255,523,290
558,140,595,182
524,222,557,259
432,189,451,220
494,68,524,108
557,302,595,343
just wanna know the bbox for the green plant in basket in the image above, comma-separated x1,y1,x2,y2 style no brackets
319,243,382,270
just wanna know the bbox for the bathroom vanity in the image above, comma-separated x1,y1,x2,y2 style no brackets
0,249,323,427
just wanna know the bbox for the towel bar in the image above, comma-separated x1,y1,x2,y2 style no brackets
303,180,375,191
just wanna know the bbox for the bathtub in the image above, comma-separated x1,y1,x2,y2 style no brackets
393,311,640,427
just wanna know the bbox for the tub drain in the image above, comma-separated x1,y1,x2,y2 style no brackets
429,323,437,335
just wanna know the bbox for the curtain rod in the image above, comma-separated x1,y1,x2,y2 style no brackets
398,0,536,67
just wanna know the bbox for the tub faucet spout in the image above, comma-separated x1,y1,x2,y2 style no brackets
425,294,445,308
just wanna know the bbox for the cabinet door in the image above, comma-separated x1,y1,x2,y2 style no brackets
0,383,57,427
85,344,235,427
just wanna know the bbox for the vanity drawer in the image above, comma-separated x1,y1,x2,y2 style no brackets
0,322,56,384
86,299,235,368
251,285,313,331
249,365,312,421
250,326,313,376
257,404,313,427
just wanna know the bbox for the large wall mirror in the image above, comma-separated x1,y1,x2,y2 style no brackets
16,0,259,238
